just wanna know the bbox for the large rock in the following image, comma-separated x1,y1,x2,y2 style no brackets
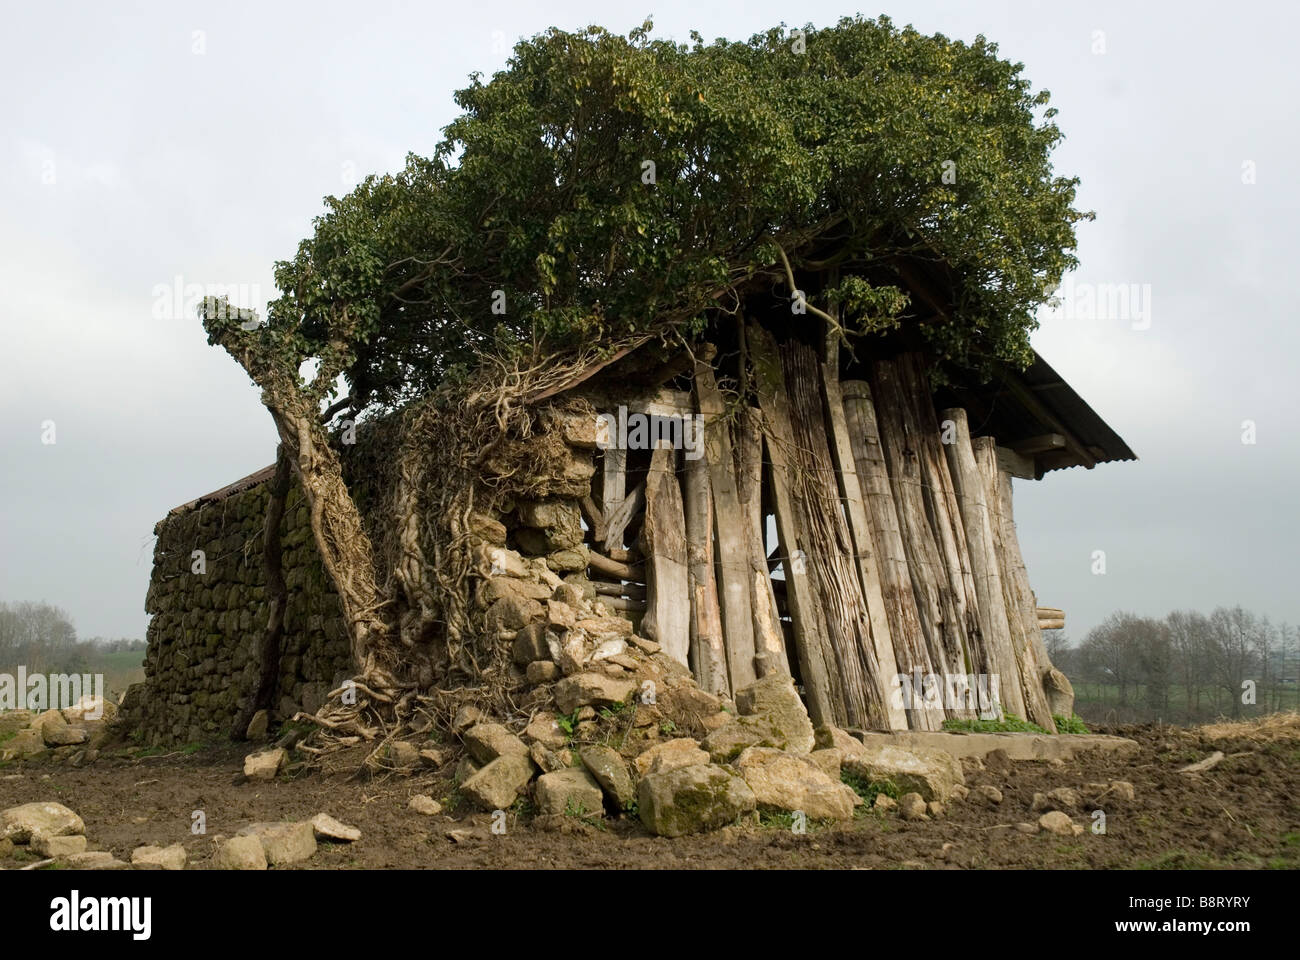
1,727,48,760
733,674,815,753
131,843,187,870
62,695,118,723
702,714,809,763
633,738,710,779
237,821,317,865
243,748,287,781
535,767,605,817
460,754,535,811
1,801,85,842
579,745,635,810
840,744,964,802
637,764,756,837
214,835,267,870
733,747,858,821
462,723,530,764
44,723,90,746
814,725,869,760
245,710,269,741
553,673,636,714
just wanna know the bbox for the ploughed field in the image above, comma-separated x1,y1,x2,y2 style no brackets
1,721,1297,870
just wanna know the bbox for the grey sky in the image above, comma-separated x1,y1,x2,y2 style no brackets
1,1,1295,645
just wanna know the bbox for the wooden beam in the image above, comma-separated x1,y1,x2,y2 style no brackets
603,480,645,552
999,374,1097,469
587,550,644,582
1012,433,1066,456
735,405,789,679
995,445,1036,481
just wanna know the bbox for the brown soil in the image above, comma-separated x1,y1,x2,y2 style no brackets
2,722,1297,870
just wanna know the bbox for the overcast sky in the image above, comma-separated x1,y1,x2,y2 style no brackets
1,0,1295,646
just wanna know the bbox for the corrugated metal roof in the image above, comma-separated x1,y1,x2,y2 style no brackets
938,350,1137,477
167,463,276,516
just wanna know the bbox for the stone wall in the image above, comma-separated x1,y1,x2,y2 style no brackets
134,478,352,746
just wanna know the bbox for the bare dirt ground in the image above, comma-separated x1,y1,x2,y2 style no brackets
2,720,1297,870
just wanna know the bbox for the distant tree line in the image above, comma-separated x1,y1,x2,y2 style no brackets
0,601,144,676
1050,607,1300,724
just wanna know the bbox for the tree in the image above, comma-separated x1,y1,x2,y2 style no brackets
200,17,1089,725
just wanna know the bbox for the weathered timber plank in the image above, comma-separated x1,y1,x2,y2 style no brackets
735,405,789,678
941,409,1028,722
781,340,892,730
823,365,908,729
639,443,690,666
750,324,837,725
694,357,758,690
684,441,729,696
841,379,944,730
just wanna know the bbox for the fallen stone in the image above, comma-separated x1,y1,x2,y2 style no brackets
63,851,118,868
733,747,857,821
1031,787,1080,813
1016,821,1040,835
236,821,317,865
927,800,946,819
451,704,484,733
0,727,47,760
32,832,87,857
43,722,89,747
245,710,269,741
512,623,551,665
460,754,536,811
841,745,964,802
535,767,605,817
214,835,267,870
627,635,661,655
1,801,85,842
310,813,361,842
873,794,897,812
419,746,455,768
579,744,635,810
1037,811,1076,837
409,795,443,816
1108,780,1136,802
553,673,636,714
898,793,929,821
131,843,187,870
522,714,568,750
530,742,569,774
462,723,530,764
386,740,421,768
243,748,287,781
974,785,1003,806
526,661,560,683
61,695,118,723
633,738,710,779
637,764,757,837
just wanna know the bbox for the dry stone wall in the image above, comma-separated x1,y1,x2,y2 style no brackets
135,479,351,746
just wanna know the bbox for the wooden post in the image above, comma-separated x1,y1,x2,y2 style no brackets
977,434,1055,733
735,406,790,679
601,447,627,549
781,340,892,731
751,324,837,725
941,409,1028,722
823,365,908,729
694,356,759,690
842,380,944,730
683,444,729,696
639,443,690,667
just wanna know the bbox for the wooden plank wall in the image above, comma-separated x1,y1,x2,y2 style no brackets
584,343,1064,733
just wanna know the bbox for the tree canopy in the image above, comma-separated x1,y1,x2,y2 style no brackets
217,15,1088,414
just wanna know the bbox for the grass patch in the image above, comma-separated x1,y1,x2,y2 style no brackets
1053,714,1090,734
942,714,1052,734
